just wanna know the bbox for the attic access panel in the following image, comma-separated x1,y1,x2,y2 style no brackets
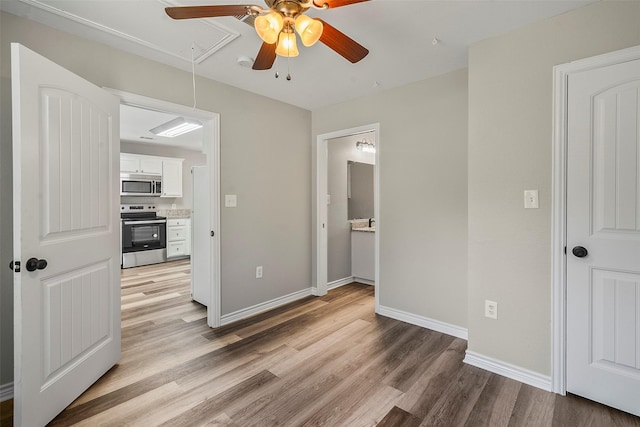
16,0,240,64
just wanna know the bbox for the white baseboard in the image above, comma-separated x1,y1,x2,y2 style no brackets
221,287,313,326
464,351,552,392
0,382,13,402
377,305,468,340
328,276,355,290
352,277,375,286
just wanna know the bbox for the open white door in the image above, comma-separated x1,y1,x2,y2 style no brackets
11,43,120,426
566,57,640,416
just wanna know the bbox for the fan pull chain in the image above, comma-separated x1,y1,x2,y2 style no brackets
275,57,279,79
191,43,197,110
286,43,292,81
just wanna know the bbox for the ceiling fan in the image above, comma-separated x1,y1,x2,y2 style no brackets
165,0,370,71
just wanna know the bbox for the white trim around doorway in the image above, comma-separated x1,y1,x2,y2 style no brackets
105,88,222,328
315,123,380,313
551,44,640,395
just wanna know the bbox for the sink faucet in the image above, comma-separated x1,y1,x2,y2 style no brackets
368,218,375,227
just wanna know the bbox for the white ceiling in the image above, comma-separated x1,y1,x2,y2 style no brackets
120,104,204,150
2,0,595,111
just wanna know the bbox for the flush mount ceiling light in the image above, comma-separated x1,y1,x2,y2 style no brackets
356,139,375,153
149,117,203,138
165,0,370,70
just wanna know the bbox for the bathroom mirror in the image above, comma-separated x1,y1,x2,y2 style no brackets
347,161,374,220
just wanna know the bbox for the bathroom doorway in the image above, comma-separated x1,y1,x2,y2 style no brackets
315,124,380,311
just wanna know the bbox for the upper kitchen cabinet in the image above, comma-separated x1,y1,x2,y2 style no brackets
161,158,184,198
120,153,184,197
120,154,162,175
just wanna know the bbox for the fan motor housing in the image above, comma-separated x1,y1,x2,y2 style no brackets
264,0,309,17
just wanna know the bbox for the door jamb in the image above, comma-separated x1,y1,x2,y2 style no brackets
105,89,221,327
551,44,640,395
315,123,380,313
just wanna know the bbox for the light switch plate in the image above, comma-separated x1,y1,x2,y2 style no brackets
524,190,539,209
225,194,237,208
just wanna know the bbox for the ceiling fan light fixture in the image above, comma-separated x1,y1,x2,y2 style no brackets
275,31,299,57
255,11,283,44
294,15,323,47
150,117,203,138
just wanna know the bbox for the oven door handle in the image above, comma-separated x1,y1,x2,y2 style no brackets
123,220,167,225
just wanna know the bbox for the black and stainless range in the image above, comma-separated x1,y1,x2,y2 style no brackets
121,204,167,268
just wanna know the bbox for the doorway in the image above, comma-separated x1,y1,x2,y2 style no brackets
107,89,221,327
315,123,380,312
552,45,640,416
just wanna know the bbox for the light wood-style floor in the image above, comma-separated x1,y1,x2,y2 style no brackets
2,259,639,426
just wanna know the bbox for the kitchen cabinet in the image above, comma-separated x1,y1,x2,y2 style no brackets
167,218,190,259
120,154,183,197
161,158,183,198
120,154,162,174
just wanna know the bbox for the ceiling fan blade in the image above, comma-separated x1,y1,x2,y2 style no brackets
253,42,277,70
165,5,257,20
317,19,369,63
313,0,370,9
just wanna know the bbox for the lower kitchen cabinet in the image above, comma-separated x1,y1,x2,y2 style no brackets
167,218,191,259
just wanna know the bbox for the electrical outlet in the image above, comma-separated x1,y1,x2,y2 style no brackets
256,266,263,279
524,190,539,209
485,300,498,319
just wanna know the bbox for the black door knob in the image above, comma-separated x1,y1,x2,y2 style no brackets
26,257,48,272
572,246,588,258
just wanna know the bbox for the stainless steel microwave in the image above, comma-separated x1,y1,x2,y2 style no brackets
120,173,162,197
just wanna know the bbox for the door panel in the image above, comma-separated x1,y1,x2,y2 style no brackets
12,43,120,426
42,262,112,383
590,269,640,371
567,58,640,416
41,87,112,237
592,83,640,235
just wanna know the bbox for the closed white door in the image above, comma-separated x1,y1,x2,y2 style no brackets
191,166,211,306
11,43,121,426
566,57,640,416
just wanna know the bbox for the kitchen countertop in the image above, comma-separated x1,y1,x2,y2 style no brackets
160,209,191,218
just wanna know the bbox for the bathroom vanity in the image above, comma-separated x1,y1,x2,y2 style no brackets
351,222,375,283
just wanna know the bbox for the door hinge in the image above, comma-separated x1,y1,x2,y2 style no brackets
210,230,215,237
564,246,567,255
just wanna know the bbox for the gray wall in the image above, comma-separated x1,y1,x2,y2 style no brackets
313,68,469,329
327,133,374,283
467,1,640,375
0,11,312,387
120,141,207,211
